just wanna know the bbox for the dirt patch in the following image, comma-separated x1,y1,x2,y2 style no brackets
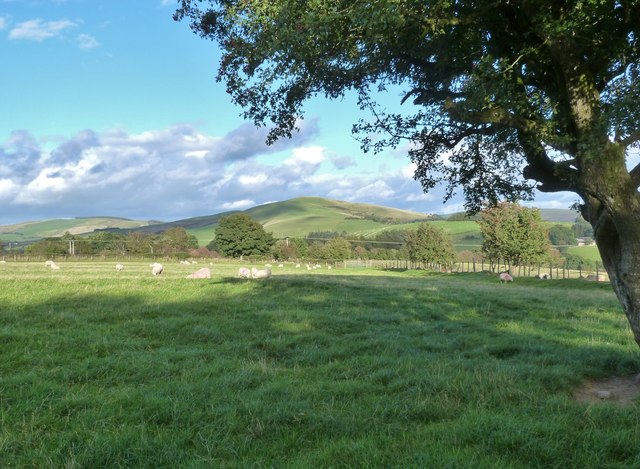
572,374,640,405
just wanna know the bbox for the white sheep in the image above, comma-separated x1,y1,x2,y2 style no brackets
115,263,125,272
151,262,164,276
50,262,60,271
45,260,54,268
238,267,251,279
0,260,6,264
278,263,284,268
499,272,513,283
251,267,272,279
536,273,550,279
186,267,211,279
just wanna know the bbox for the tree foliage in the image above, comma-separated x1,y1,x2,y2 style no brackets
548,224,578,246
404,223,456,267
174,0,639,210
478,203,551,266
214,213,274,258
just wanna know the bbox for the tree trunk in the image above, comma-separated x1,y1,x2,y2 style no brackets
582,199,640,348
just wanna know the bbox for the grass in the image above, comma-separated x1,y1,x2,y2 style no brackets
0,261,638,467
566,245,603,263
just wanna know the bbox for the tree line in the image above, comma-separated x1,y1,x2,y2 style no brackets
2,205,597,270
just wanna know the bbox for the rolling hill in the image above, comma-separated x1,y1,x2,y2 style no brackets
0,197,581,249
0,217,160,243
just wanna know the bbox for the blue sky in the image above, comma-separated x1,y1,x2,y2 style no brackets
0,0,581,225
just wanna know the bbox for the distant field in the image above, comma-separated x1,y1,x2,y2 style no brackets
566,245,602,263
0,261,637,467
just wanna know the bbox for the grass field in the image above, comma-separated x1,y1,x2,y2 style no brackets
0,261,638,467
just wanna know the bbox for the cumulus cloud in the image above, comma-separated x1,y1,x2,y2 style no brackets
0,122,330,223
0,120,564,224
0,17,7,30
9,18,77,41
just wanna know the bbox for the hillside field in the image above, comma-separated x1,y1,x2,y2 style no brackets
0,261,637,467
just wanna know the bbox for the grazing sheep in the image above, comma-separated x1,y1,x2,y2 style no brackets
278,263,284,268
45,260,54,268
50,262,60,271
295,263,301,268
180,260,190,265
251,267,272,279
264,263,273,268
238,267,251,279
536,273,550,279
186,267,211,279
0,260,6,264
499,272,514,283
151,262,164,276
115,263,125,272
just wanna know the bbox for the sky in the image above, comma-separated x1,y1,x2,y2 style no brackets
0,0,582,225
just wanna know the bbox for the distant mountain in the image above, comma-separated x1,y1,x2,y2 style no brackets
537,208,580,223
114,197,434,245
0,217,160,243
0,197,580,247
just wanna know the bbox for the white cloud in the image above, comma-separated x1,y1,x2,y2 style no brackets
9,18,77,42
77,33,99,49
0,122,581,225
221,199,255,210
238,173,268,186
0,178,18,199
0,17,7,30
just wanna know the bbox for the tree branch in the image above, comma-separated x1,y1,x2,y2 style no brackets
518,132,578,193
620,130,640,147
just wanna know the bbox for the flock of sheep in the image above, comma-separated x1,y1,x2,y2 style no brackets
27,260,595,283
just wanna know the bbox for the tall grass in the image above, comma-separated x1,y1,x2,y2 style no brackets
0,261,638,467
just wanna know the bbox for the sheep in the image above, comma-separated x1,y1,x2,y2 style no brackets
50,262,60,271
278,263,284,268
115,263,125,272
536,273,550,279
151,262,164,276
295,263,301,268
238,267,251,279
180,260,190,265
251,267,272,279
45,260,54,268
499,272,513,283
264,263,273,268
0,260,6,264
186,267,211,279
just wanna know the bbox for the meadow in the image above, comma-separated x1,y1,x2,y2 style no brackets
0,261,638,467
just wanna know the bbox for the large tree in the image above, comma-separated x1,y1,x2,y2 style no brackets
405,223,456,268
478,202,551,268
215,213,274,258
175,1,640,346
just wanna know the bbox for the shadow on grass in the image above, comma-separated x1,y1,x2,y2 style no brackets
1,271,639,467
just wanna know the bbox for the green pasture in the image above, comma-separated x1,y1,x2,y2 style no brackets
566,245,603,263
0,261,638,467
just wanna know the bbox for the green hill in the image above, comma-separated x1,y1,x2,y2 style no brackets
0,217,159,243
175,197,434,245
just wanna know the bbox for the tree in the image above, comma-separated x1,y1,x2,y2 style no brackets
159,227,199,254
404,223,456,268
548,224,578,246
214,213,274,258
175,2,640,347
323,237,352,261
478,203,550,268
